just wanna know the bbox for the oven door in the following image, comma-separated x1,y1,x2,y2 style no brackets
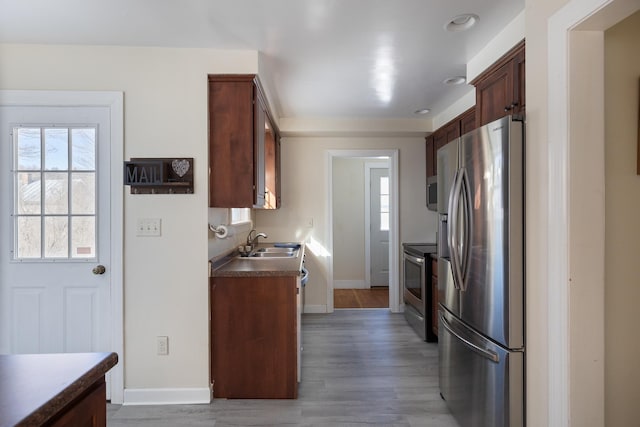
403,251,425,315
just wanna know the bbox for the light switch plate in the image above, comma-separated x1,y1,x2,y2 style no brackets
137,218,161,236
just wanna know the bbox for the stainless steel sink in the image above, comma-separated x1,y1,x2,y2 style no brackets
255,247,295,254
238,244,300,259
249,251,296,258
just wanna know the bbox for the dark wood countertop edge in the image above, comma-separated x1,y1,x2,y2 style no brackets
19,352,118,426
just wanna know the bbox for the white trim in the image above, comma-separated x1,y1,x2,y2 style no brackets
546,1,639,424
123,388,211,405
326,149,400,313
303,304,327,314
0,90,125,404
334,280,368,289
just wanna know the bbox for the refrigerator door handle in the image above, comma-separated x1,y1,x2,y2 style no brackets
458,169,472,291
440,312,500,363
448,169,464,291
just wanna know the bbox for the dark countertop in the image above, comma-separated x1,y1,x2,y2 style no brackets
0,352,118,427
210,243,305,278
402,242,437,258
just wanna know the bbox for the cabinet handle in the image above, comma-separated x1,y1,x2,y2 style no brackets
504,101,519,112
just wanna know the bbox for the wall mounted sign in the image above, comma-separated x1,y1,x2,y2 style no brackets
124,158,194,194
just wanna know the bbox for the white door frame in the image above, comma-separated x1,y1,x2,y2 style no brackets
326,149,399,313
0,90,124,404
364,161,390,289
545,0,639,424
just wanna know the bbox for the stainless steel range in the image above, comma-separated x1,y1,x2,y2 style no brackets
402,243,437,341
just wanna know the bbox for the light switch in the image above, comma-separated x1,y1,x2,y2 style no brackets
137,218,161,237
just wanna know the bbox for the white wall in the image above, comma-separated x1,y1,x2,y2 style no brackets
604,11,640,425
255,135,437,310
332,157,367,283
0,43,257,397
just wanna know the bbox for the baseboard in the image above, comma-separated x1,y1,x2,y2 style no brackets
334,280,367,289
123,387,211,405
303,304,327,313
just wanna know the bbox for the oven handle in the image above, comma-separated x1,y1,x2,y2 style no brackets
403,253,425,265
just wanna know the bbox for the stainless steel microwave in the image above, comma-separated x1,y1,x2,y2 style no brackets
426,176,437,211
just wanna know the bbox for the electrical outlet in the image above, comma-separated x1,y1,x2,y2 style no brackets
137,218,161,237
157,336,169,355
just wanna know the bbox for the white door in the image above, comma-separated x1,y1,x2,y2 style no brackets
369,168,389,287
0,106,111,359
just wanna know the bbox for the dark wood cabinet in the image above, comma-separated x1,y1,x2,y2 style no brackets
425,135,435,177
210,275,298,399
424,107,476,205
472,40,525,127
208,74,280,208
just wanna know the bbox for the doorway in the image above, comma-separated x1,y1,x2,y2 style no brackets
326,150,399,312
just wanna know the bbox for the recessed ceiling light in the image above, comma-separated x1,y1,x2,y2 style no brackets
445,14,479,32
443,76,467,85
414,108,431,115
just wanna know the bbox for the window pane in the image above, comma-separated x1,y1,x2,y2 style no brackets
17,216,41,258
17,172,41,214
72,128,96,170
71,216,95,258
231,208,251,224
16,128,41,170
44,128,68,171
44,216,68,258
71,173,95,214
380,212,389,231
43,172,68,214
380,176,389,195
380,195,389,212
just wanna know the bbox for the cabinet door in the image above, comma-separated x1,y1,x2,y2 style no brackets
433,128,448,152
208,78,255,207
263,115,279,209
511,47,526,114
254,90,266,208
475,61,513,127
444,121,461,144
425,135,435,178
460,108,476,136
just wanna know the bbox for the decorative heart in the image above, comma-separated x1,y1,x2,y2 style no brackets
172,159,190,177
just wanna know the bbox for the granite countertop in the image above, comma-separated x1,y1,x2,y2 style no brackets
210,243,305,278
0,352,118,427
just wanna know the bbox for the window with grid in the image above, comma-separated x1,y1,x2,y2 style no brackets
13,126,97,260
380,176,389,231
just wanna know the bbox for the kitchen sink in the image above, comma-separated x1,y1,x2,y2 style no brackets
255,247,296,253
238,244,300,259
249,251,296,258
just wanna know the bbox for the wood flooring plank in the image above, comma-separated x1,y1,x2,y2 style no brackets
107,310,457,427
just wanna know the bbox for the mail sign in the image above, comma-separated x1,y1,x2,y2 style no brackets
124,160,163,186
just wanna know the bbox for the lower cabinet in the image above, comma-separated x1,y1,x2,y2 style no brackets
210,276,299,399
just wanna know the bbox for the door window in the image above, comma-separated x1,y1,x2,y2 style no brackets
13,126,97,260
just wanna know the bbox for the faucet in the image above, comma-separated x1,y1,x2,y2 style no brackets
246,229,268,251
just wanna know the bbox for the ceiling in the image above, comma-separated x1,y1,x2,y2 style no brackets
0,0,524,120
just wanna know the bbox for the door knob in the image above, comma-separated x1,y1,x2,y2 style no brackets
92,265,106,275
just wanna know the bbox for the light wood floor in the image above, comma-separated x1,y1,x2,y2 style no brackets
334,287,389,309
107,310,457,426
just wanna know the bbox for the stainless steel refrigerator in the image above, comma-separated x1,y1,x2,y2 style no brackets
437,115,524,427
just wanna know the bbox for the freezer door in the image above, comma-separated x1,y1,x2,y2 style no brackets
438,310,524,427
458,116,524,349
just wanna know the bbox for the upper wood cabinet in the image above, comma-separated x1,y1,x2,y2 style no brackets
208,74,280,209
425,107,475,180
472,40,525,127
